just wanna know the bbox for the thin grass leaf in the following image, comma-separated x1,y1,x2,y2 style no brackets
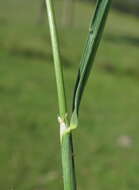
70,0,111,127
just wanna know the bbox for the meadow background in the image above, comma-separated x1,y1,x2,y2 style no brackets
0,0,139,189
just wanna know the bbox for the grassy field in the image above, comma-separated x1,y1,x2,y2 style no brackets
0,0,139,189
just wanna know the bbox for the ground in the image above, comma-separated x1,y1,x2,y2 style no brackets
0,0,139,189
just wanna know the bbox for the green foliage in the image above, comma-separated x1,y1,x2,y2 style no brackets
0,0,139,190
46,1,111,189
71,0,111,121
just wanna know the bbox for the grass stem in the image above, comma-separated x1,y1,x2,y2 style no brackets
45,0,77,190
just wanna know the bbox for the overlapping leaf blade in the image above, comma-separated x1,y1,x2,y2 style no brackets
70,0,111,127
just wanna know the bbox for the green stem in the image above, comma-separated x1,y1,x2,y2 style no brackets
45,0,77,190
45,0,66,118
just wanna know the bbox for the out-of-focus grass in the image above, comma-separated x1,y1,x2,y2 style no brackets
0,0,139,190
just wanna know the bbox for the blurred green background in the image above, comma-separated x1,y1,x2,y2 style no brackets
0,0,139,189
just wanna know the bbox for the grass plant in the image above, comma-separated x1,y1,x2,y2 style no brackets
0,0,139,189
45,0,111,189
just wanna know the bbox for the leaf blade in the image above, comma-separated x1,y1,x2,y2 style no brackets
72,0,112,120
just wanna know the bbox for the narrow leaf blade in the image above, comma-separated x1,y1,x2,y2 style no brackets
72,0,112,119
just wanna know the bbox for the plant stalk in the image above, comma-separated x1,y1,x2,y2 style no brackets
45,0,77,190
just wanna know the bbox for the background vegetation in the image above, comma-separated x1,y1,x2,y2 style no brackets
0,0,139,189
